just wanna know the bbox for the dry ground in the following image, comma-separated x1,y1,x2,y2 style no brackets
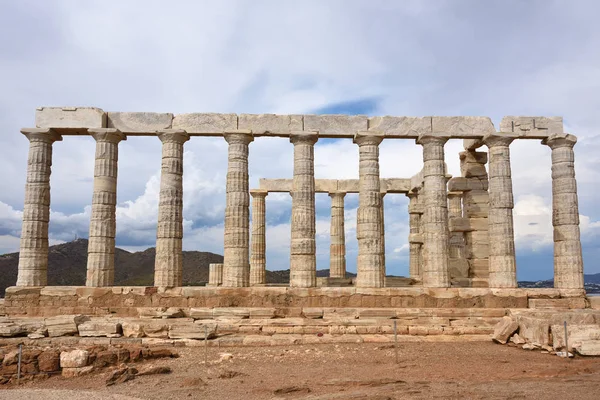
1,341,600,399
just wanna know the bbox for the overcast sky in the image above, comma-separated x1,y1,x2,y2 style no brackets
1,0,599,281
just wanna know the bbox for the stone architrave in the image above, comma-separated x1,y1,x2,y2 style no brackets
543,134,584,289
17,128,62,286
484,134,518,288
328,191,346,278
354,131,385,288
86,129,126,287
407,192,423,280
222,131,254,287
289,132,318,288
208,263,223,286
417,134,450,288
250,190,267,286
154,130,190,287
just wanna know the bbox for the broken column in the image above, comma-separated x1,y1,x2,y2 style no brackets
354,132,385,288
223,131,254,287
484,134,518,288
250,189,267,286
208,263,223,286
289,132,318,288
17,128,62,286
417,134,450,288
407,192,423,281
154,130,189,287
86,129,126,287
447,191,469,285
543,134,584,289
329,191,346,279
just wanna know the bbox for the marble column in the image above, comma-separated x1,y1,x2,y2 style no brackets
208,263,223,286
447,191,468,282
154,130,189,287
354,132,385,288
86,129,125,287
543,134,584,289
484,134,517,288
328,191,346,279
289,132,318,287
250,189,267,286
223,132,254,287
380,192,386,284
17,128,62,286
417,134,450,288
407,192,423,281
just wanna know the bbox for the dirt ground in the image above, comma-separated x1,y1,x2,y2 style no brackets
1,341,600,399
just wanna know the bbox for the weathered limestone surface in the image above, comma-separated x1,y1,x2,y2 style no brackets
543,134,584,289
86,129,125,287
407,193,423,280
484,134,517,288
417,134,450,288
239,114,303,133
35,107,106,129
259,178,411,193
354,132,385,287
448,192,469,283
107,112,173,132
491,316,519,344
290,132,318,287
500,116,563,135
154,131,189,287
329,192,346,279
208,263,223,286
172,113,238,134
17,129,62,286
250,190,267,286
304,115,367,135
223,132,254,287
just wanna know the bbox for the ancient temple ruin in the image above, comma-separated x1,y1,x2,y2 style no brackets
6,107,587,317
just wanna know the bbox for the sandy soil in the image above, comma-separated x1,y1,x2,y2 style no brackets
1,342,600,399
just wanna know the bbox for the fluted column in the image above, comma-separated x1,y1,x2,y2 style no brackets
543,134,584,289
417,134,450,288
223,132,254,287
250,190,267,286
86,129,125,287
329,191,346,278
154,130,189,287
407,192,423,281
289,132,318,287
354,132,384,288
17,128,62,286
380,191,386,283
447,191,469,282
484,134,517,288
208,263,223,286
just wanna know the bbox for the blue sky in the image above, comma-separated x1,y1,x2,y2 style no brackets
0,0,599,281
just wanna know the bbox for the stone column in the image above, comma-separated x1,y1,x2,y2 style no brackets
354,132,385,288
543,134,584,289
289,132,318,287
250,190,267,286
407,192,423,281
17,128,62,286
484,134,518,288
223,131,254,287
328,191,346,279
447,191,469,284
85,129,125,287
208,263,223,286
417,134,450,288
154,130,189,287
380,191,386,283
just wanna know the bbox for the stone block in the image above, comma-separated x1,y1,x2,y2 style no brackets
62,365,94,377
168,323,216,339
137,307,184,319
491,316,519,344
528,298,587,309
517,316,550,346
107,112,173,132
213,308,250,319
121,321,145,338
189,308,213,319
249,308,277,319
172,113,237,133
38,350,60,372
574,340,600,356
35,107,106,129
238,114,302,133
368,116,431,136
432,116,495,136
302,308,324,318
78,320,122,337
0,321,24,337
500,116,563,135
60,349,89,368
258,178,293,192
551,324,600,350
304,114,367,135
589,297,600,310
45,315,89,337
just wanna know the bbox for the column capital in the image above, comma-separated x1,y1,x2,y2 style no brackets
328,190,346,199
250,189,268,198
89,128,126,143
483,133,517,148
224,130,254,145
158,129,190,144
416,134,448,146
353,131,383,146
447,191,463,199
290,131,318,145
542,133,577,149
21,128,62,143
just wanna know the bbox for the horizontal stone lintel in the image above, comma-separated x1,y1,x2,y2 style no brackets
32,109,560,139
258,178,412,193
